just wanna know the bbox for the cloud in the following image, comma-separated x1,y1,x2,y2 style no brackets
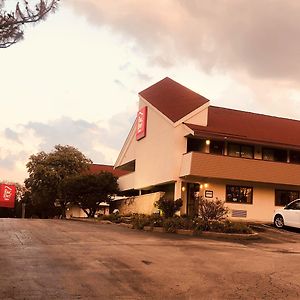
4,128,21,143
66,0,300,85
0,110,136,183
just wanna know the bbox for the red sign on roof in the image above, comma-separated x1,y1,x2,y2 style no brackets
136,106,147,141
0,184,16,208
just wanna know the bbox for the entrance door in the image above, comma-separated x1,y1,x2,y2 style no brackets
187,183,200,217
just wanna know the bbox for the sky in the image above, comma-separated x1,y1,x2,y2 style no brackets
1,0,300,183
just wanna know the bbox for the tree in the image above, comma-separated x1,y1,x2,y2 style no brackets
61,172,119,218
25,145,92,218
0,0,59,48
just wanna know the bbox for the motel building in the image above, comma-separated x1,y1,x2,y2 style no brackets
114,77,300,223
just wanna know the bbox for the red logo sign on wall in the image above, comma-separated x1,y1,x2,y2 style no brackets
136,106,148,140
0,184,16,208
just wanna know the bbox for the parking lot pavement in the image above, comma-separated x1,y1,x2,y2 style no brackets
0,219,299,300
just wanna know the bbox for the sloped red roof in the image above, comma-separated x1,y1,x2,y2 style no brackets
185,106,300,149
88,164,129,178
139,77,209,122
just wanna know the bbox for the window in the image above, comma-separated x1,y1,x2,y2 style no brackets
187,138,205,152
275,190,300,206
262,148,287,162
290,150,300,164
241,145,254,159
210,140,224,155
228,143,240,157
228,143,254,159
226,185,253,204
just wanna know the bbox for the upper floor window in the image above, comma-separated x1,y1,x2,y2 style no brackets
262,148,287,162
275,190,300,206
290,150,300,164
210,140,224,155
187,138,205,152
228,143,254,159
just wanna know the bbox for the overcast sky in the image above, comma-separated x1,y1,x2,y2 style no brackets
1,0,300,183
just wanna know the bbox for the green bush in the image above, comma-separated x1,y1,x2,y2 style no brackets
154,197,183,218
131,214,151,230
193,219,253,234
101,214,121,223
100,212,253,235
193,218,209,233
162,217,182,233
148,214,164,227
221,221,253,234
198,197,229,224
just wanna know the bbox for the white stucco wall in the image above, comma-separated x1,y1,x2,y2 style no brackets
117,96,197,191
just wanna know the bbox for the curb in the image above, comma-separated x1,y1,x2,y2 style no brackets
69,217,112,225
199,231,259,240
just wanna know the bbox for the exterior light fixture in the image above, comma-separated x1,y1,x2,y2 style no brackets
204,183,208,188
200,184,203,189
205,139,211,145
181,186,186,192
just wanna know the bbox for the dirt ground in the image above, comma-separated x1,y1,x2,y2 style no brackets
0,219,299,299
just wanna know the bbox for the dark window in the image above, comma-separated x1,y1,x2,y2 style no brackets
226,185,253,204
275,190,300,206
187,138,204,152
228,143,254,159
241,145,254,159
262,148,287,162
228,143,240,157
210,140,224,155
290,150,300,164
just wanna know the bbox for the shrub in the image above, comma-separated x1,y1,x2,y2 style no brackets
131,214,151,230
198,197,229,224
154,197,183,218
221,221,253,234
193,219,253,234
101,213,122,223
148,214,164,227
163,217,182,233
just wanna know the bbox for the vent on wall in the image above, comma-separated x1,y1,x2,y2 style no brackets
231,210,247,218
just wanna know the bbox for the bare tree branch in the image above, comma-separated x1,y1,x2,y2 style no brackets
0,0,60,48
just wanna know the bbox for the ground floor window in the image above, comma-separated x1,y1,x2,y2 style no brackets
275,190,300,206
226,185,253,204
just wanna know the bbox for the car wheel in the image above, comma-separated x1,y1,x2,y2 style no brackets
274,214,284,228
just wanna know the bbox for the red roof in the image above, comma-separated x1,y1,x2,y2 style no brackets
185,106,300,149
139,77,209,122
88,164,129,177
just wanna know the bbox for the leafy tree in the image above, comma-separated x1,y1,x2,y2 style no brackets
61,172,119,218
0,0,59,48
155,197,183,218
25,145,92,218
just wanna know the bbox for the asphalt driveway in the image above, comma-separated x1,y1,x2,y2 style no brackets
0,219,299,299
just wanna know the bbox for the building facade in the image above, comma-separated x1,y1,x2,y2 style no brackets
114,77,300,222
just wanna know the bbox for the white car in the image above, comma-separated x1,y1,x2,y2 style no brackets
273,199,300,229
